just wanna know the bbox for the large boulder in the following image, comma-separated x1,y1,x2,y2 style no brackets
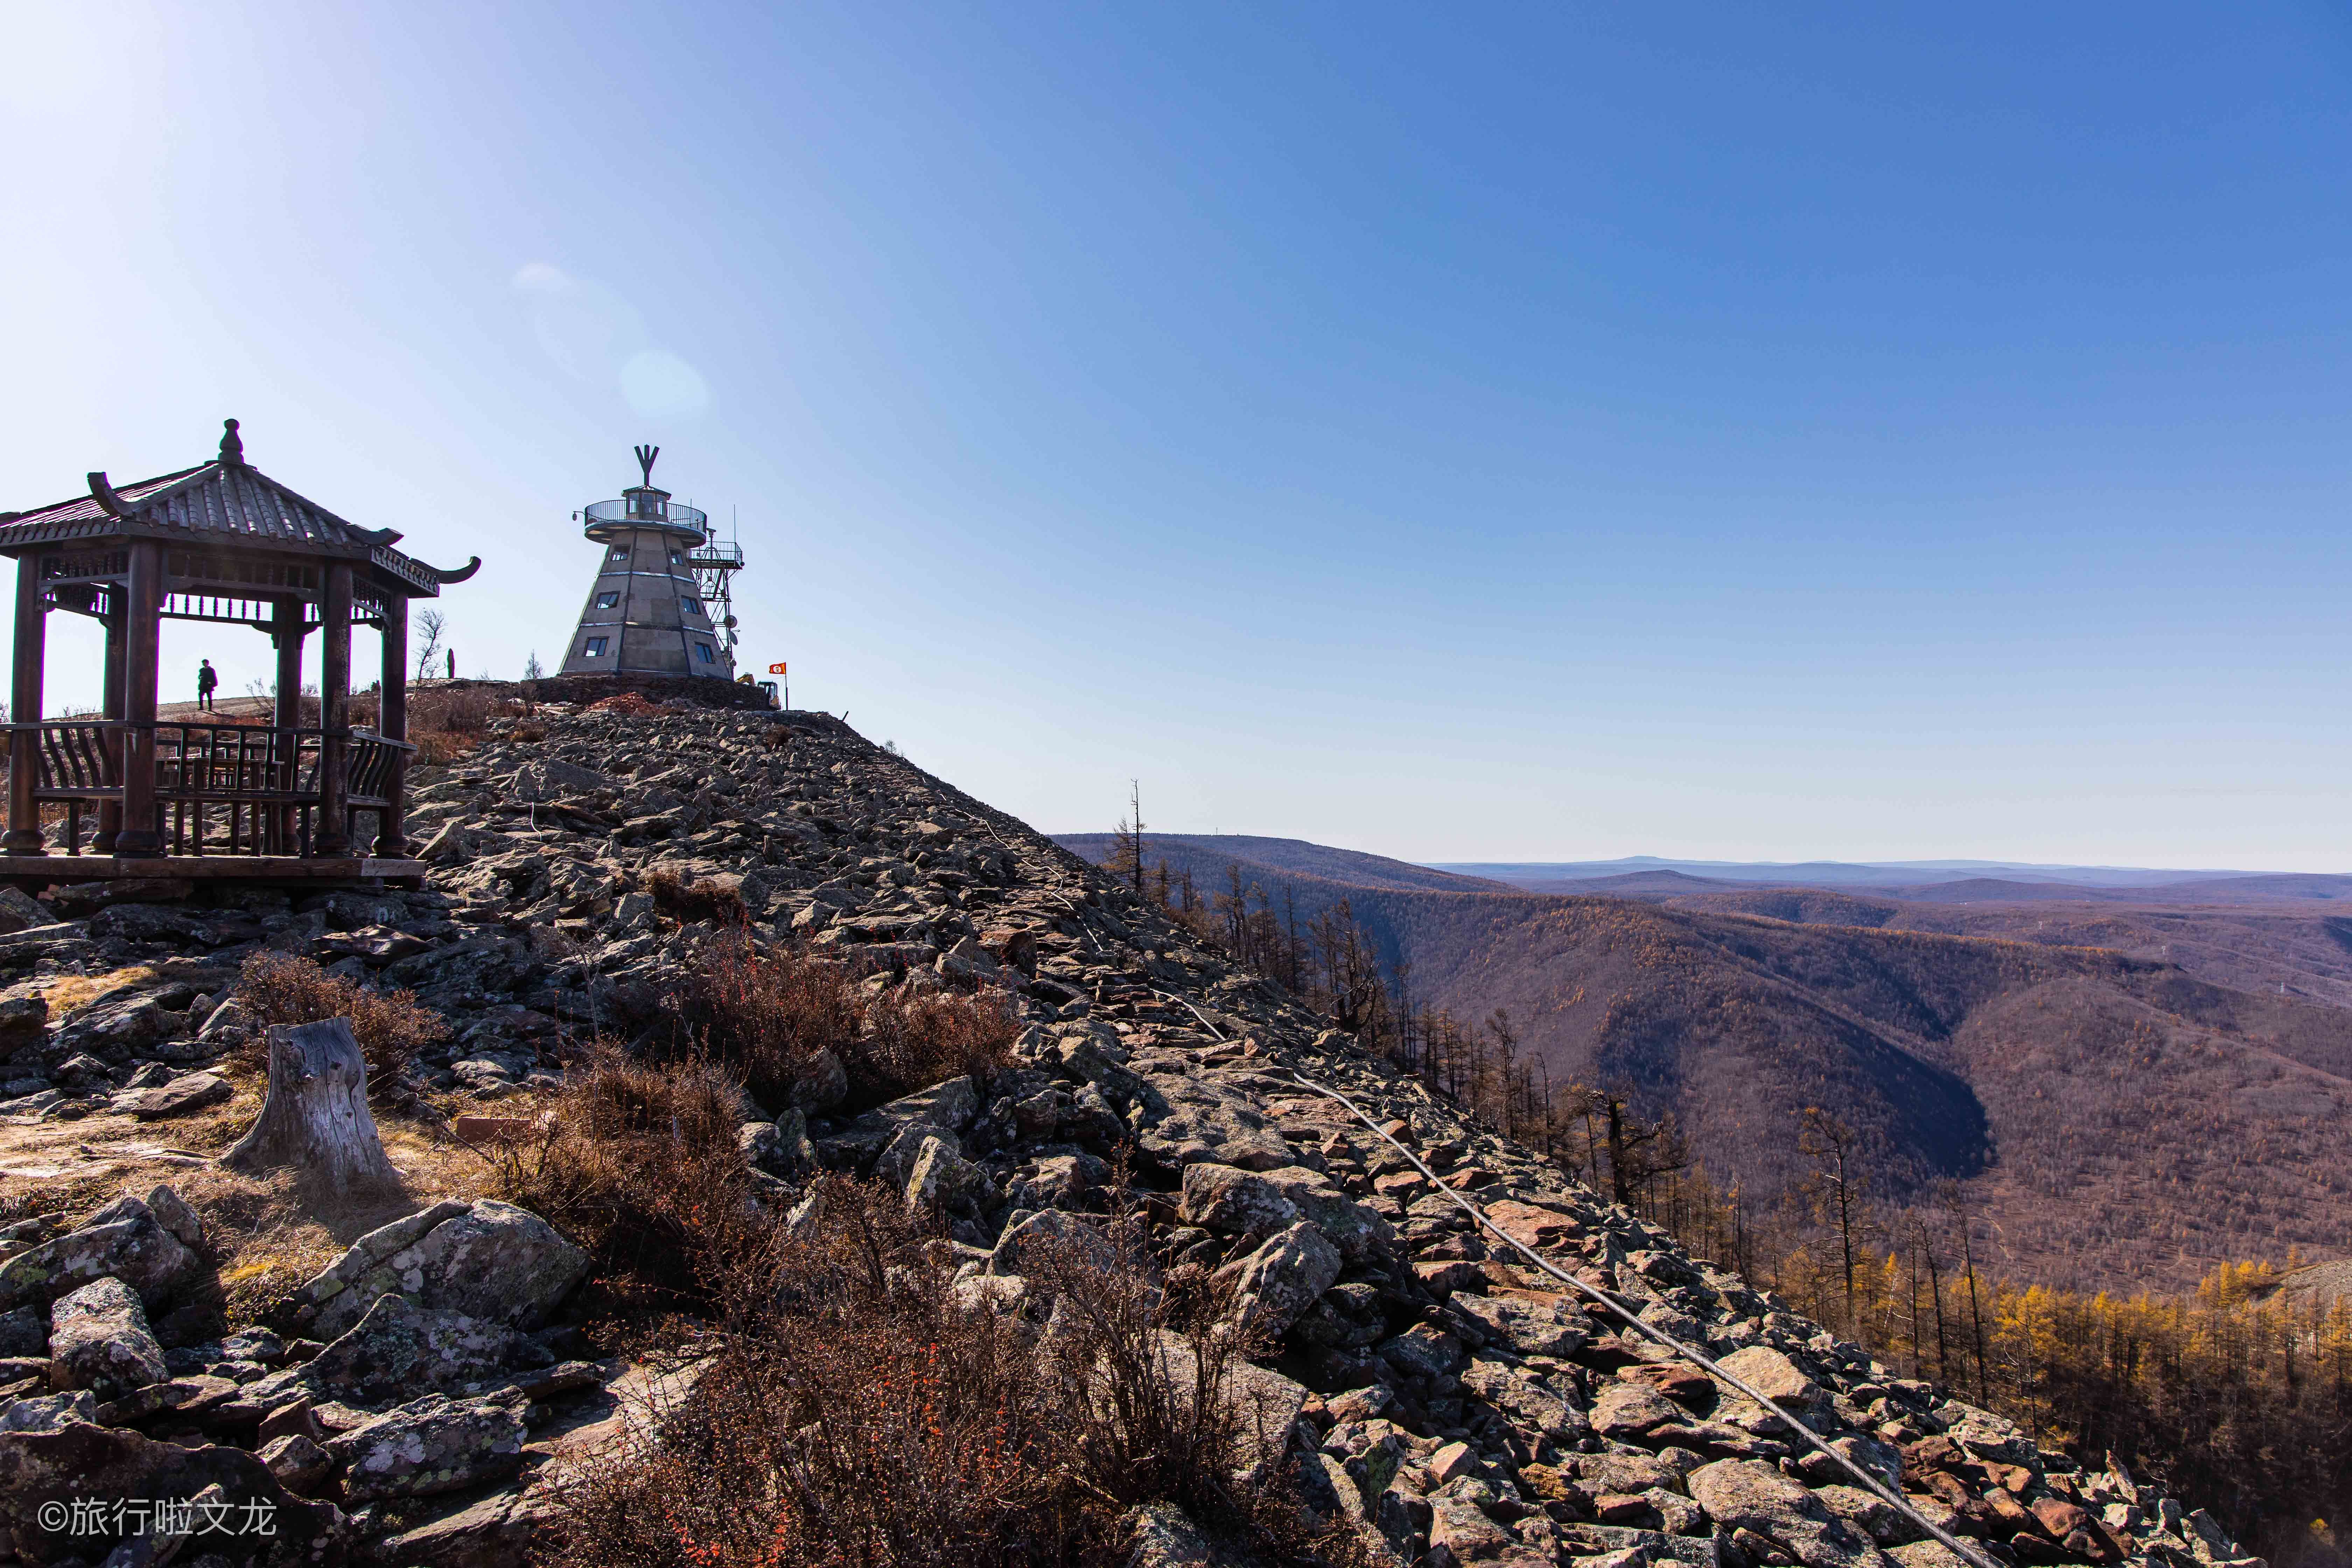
0,1422,345,1565
1716,1345,1825,1411
288,1293,551,1406
1688,1457,1894,1568
327,1390,530,1503
271,1199,587,1340
45,1275,166,1400
989,1208,1117,1276
1448,1290,1588,1357
1179,1162,1394,1261
0,1390,96,1432
1181,1162,1299,1237
0,1195,202,1313
1591,1379,1684,1441
113,1070,233,1120
903,1136,995,1217
1222,1221,1341,1338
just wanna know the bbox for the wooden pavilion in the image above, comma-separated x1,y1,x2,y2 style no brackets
0,420,477,888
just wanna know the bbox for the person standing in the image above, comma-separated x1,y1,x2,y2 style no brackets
196,658,218,713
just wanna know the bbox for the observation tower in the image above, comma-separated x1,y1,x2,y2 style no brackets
559,445,743,679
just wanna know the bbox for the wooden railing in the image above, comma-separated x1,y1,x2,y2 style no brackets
6,722,412,857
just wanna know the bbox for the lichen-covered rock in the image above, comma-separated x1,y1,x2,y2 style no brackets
1180,1162,1394,1261
1377,1321,1464,1381
0,1389,96,1431
258,1431,336,1494
0,1303,45,1356
327,1389,529,1502
1448,1289,1588,1357
268,1199,471,1335
1125,1501,1219,1568
0,1421,344,1564
988,1208,1115,1275
113,1069,232,1120
45,1275,165,1400
272,1198,586,1339
292,1293,551,1405
1427,1492,1514,1561
0,1199,201,1312
903,1134,994,1216
1590,1378,1686,1441
1223,1220,1341,1337
141,1184,205,1251
1181,1161,1300,1237
1717,1344,1825,1412
1689,1457,1893,1568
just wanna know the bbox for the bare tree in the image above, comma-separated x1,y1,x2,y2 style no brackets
413,609,447,682
1110,780,1146,896
523,649,544,680
1801,1107,1867,1328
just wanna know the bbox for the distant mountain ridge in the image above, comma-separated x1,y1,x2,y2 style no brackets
1436,855,2352,900
1054,830,2352,1293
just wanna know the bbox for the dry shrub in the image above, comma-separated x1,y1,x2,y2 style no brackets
546,1176,1085,1567
542,1180,1341,1568
588,692,664,717
858,983,1021,1103
235,952,445,1098
665,935,863,1111
491,1044,758,1321
646,866,749,926
407,686,496,762
666,936,1018,1112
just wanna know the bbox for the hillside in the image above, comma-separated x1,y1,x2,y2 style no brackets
0,705,2277,1568
1060,834,2352,1293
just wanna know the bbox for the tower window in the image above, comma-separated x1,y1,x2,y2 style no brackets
595,591,620,609
680,595,701,616
695,642,716,664
609,545,629,561
583,637,609,657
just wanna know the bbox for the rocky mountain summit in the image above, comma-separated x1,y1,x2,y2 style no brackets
0,703,2265,1568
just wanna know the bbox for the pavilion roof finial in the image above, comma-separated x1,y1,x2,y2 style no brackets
634,443,659,488
219,418,245,466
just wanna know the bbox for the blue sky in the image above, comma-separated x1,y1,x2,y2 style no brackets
5,2,2349,867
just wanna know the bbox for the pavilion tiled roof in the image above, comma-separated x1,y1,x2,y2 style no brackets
0,422,477,590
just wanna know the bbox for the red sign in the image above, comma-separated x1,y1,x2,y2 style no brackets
768,662,787,675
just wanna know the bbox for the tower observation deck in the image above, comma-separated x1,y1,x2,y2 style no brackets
559,445,743,680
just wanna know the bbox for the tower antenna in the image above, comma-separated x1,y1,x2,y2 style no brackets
634,444,659,487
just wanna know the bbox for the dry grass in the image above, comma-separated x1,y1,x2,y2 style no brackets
0,1063,487,1332
36,965,163,1019
663,936,1018,1113
490,1044,760,1325
540,1177,1345,1568
646,867,749,926
587,692,665,717
663,936,864,1111
234,952,447,1096
856,982,1022,1105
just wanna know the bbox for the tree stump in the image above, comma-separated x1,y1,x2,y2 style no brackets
224,1019,400,1195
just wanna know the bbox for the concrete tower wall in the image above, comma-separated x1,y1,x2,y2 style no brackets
559,525,735,679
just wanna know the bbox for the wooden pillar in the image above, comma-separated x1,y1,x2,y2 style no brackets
272,597,306,853
375,596,408,856
3,558,47,854
273,598,304,729
113,540,163,858
315,562,352,855
93,596,126,852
